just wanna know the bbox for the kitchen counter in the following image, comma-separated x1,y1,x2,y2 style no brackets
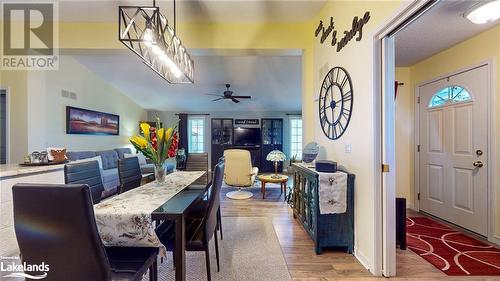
0,163,65,180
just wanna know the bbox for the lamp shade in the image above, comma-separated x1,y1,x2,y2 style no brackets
266,150,286,162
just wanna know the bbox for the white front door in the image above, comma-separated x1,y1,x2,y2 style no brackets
419,65,488,236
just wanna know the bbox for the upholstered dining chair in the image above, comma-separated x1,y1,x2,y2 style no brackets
184,152,209,185
12,183,158,281
64,160,105,204
118,157,142,193
223,149,258,199
156,161,225,281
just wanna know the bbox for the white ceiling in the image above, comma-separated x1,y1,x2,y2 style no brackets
72,53,302,111
59,0,326,23
395,0,500,66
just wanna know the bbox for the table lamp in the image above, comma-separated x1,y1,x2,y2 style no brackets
266,150,286,179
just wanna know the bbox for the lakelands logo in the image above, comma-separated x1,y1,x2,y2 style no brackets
1,1,59,70
1,256,49,280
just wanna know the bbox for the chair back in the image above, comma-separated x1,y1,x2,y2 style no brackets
64,160,104,204
185,152,209,185
204,161,224,237
117,157,142,193
223,149,253,186
12,184,112,281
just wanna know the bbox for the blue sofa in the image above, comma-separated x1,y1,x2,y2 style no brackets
66,148,175,195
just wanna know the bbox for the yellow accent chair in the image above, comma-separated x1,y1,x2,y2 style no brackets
223,149,259,199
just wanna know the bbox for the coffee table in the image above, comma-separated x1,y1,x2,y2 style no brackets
257,174,289,200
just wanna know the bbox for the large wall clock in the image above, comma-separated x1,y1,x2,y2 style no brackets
318,66,353,140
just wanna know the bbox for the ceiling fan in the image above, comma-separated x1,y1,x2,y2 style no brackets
206,84,251,103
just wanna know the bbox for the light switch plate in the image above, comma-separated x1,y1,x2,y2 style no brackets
345,143,352,153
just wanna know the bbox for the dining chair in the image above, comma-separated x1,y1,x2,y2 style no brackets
12,183,158,281
118,157,142,193
64,160,105,204
185,152,209,185
157,161,225,281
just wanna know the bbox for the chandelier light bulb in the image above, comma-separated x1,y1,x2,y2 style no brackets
464,0,500,24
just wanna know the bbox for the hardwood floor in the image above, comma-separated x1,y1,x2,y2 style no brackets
220,186,498,281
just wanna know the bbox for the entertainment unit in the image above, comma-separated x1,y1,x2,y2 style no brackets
210,118,283,172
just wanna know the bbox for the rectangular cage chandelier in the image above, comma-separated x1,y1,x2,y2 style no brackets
119,3,194,84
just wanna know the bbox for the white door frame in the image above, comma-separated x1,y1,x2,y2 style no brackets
372,0,438,276
413,61,499,244
0,87,9,164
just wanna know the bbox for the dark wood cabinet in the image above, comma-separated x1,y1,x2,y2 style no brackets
261,118,283,173
292,163,354,254
211,118,233,169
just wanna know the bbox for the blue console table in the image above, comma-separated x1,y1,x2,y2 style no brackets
291,163,355,254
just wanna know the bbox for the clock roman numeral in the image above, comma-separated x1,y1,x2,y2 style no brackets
340,75,349,90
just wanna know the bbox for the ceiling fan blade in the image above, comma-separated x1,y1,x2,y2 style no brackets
231,98,240,103
232,96,251,99
204,93,223,97
212,98,225,102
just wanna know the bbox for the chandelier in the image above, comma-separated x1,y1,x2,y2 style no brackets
119,0,194,83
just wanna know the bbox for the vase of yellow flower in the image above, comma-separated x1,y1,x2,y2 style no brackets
130,118,178,184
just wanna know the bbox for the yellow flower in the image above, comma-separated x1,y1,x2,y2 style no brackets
165,128,173,141
157,128,165,141
140,123,151,140
131,135,148,148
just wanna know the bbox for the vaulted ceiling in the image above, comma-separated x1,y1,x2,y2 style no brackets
72,52,302,112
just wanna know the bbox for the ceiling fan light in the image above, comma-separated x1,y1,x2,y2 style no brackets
464,0,500,24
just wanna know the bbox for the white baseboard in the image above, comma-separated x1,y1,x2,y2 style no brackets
354,247,372,273
489,235,500,245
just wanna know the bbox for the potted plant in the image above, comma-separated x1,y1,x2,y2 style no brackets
130,117,178,184
287,154,298,174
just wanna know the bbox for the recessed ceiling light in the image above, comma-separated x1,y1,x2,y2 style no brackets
464,0,500,24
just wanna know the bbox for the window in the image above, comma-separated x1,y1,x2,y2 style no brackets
188,118,205,153
290,117,303,160
428,85,472,108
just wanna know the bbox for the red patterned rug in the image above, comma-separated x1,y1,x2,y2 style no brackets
406,217,500,276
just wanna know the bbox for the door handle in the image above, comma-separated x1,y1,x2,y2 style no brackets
473,161,483,168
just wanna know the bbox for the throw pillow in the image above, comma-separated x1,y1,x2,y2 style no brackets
72,156,103,170
50,148,67,163
124,153,147,166
47,147,66,161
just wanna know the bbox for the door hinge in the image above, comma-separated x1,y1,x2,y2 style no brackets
417,145,420,152
417,193,420,200
382,164,390,173
417,96,420,104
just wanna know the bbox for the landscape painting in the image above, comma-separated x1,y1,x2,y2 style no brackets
66,106,119,135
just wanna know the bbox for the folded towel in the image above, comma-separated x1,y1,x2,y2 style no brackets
318,171,348,214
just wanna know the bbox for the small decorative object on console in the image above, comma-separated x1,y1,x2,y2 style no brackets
315,160,337,173
302,142,319,163
130,117,178,184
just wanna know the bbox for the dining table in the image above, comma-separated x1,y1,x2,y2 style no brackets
94,170,206,281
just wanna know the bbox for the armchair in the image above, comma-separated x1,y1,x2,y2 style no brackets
223,149,258,199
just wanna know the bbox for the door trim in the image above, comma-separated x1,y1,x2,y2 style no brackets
0,87,9,164
413,60,499,244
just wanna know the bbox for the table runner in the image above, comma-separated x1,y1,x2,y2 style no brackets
94,171,204,255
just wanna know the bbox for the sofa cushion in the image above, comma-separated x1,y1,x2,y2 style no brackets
140,162,175,174
66,151,96,161
96,150,119,170
114,147,132,159
101,168,119,189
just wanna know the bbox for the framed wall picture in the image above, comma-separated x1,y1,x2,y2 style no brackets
66,106,119,135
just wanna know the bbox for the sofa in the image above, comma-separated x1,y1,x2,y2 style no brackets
66,148,175,195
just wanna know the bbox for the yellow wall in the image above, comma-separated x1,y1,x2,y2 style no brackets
395,67,413,206
311,0,404,271
405,25,500,239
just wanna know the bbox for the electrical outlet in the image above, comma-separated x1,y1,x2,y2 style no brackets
344,143,352,153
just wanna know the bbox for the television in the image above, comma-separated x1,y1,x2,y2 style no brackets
233,127,261,146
